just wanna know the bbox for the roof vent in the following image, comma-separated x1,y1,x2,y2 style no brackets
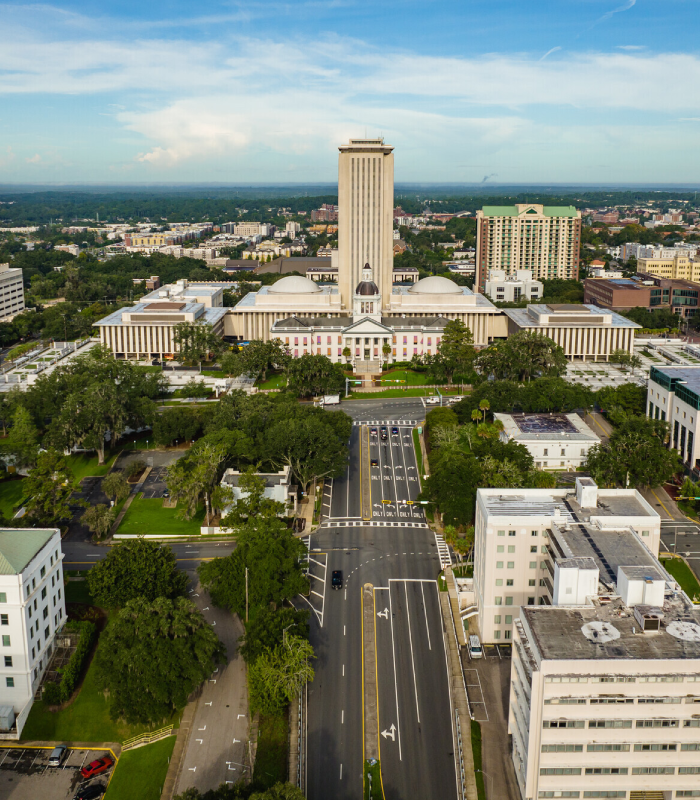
666,621,700,642
581,621,620,644
633,605,664,632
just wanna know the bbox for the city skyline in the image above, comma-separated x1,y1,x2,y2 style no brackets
0,0,699,184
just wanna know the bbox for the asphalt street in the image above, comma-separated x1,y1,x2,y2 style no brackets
62,540,236,570
660,519,700,585
305,400,458,800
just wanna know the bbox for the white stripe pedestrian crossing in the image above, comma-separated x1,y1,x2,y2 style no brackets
352,420,417,426
320,520,429,528
434,532,452,570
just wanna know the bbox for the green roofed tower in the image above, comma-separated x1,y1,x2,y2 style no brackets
476,204,582,292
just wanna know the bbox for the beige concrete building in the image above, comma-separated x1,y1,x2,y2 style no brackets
637,251,700,282
476,204,582,291
337,139,395,308
503,304,640,360
0,264,25,321
474,478,660,645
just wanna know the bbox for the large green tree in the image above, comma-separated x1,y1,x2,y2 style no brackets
286,354,345,398
166,442,228,521
248,635,315,715
173,321,224,365
24,449,80,525
95,596,224,724
6,406,40,472
198,518,308,618
87,538,188,607
220,339,290,381
240,607,310,665
476,331,567,382
152,406,203,447
221,467,286,527
101,471,131,503
81,504,117,540
434,319,475,385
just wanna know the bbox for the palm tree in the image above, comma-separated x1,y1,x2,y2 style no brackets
479,398,490,422
471,408,481,424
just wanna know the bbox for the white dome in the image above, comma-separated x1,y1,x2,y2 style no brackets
408,275,463,295
268,275,322,294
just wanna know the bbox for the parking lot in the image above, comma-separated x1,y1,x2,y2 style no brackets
140,466,169,499
0,747,115,800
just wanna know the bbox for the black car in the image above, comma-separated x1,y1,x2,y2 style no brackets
73,784,106,800
391,427,399,435
370,427,378,437
370,458,379,467
331,570,343,590
380,427,388,440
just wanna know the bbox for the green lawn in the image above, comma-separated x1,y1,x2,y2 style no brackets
65,579,94,606
105,736,176,800
380,369,432,386
365,759,383,799
471,720,486,800
349,387,439,399
255,371,287,390
117,494,206,537
0,478,27,519
21,621,178,743
660,555,700,602
253,712,288,789
67,451,119,480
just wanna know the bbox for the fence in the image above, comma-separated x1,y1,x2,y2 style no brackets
122,724,175,751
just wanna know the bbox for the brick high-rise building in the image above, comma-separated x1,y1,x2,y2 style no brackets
475,204,582,292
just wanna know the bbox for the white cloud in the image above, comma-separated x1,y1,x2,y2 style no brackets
0,146,16,169
25,153,41,163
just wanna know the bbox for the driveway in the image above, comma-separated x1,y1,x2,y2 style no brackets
175,576,249,795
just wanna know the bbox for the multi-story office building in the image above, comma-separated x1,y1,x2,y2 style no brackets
647,365,700,472
0,264,25,321
638,252,700,282
0,528,65,738
493,413,599,470
503,304,640,361
475,204,582,291
484,269,543,303
585,275,700,317
337,139,395,309
474,478,660,644
233,223,275,238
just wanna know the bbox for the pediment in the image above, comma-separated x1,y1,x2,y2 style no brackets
341,317,393,335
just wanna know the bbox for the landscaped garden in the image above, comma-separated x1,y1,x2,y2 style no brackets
117,494,206,537
255,371,288,390
660,555,700,603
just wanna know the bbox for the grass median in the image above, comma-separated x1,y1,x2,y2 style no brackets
105,736,176,800
252,712,288,789
364,759,383,799
116,494,205,537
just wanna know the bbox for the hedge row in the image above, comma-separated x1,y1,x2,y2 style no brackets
42,620,96,705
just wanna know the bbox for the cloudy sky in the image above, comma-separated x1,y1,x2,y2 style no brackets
0,0,698,184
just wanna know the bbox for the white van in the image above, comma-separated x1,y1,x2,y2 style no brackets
468,634,483,660
48,745,66,767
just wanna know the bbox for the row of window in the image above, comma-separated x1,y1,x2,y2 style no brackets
542,743,700,752
545,675,697,684
541,766,700,776
539,793,625,799
545,696,700,705
544,719,700,729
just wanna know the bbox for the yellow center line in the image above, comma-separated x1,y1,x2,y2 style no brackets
587,412,609,437
650,487,673,520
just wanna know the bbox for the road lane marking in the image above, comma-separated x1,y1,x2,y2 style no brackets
386,587,403,760
340,763,343,780
420,581,432,651
343,664,345,676
404,581,421,724
341,710,344,724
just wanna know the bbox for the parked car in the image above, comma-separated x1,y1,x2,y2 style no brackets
331,570,343,590
80,755,114,779
48,745,67,767
468,634,483,660
73,783,106,800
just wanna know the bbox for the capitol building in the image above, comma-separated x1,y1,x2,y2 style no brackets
96,138,639,367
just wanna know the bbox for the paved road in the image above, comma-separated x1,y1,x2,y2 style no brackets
62,541,236,570
305,403,459,800
660,519,700,584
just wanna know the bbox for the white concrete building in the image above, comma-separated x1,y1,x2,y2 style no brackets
474,478,660,644
285,221,301,236
493,413,600,470
646,365,700,471
589,267,624,279
484,269,543,303
220,466,297,515
503,304,640,361
234,223,275,238
511,575,700,800
0,264,25,321
0,528,65,738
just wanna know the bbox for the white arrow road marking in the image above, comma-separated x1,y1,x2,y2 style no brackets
381,724,397,741
377,608,389,619
233,738,241,744
203,607,210,611
205,702,212,706
237,714,245,719
192,593,199,597
196,739,204,744
209,679,217,683
189,767,196,772
211,621,216,626
198,726,206,731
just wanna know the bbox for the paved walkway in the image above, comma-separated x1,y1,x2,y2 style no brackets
174,580,249,796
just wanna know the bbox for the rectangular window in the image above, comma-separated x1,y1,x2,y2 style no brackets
508,530,516,537
505,630,511,640
5,677,13,688
634,743,676,751
494,597,502,605
681,743,700,750
496,561,503,569
41,587,46,600
679,767,700,774
3,656,11,667
497,545,504,553
495,579,503,586
507,562,514,569
40,566,46,578
529,579,536,586
494,615,501,624
585,768,628,775
541,744,583,752
505,597,513,606
539,768,581,775
636,719,678,727
497,530,505,537
0,593,6,603
1,636,9,647
44,626,49,640
589,720,632,728
506,579,513,587
493,630,501,639
531,531,538,537
508,545,515,554
530,545,538,553
586,744,629,752
43,607,48,620
539,793,580,799
632,767,675,775
583,793,626,798
0,615,7,626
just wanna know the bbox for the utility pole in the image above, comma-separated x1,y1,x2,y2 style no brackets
245,567,249,623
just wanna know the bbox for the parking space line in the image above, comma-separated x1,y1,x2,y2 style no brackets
403,581,420,724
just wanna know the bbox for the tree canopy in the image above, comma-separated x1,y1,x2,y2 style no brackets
87,539,188,607
475,331,567,382
24,449,81,525
286,354,346,397
95,596,224,724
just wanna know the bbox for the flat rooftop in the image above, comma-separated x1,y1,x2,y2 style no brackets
480,488,656,521
523,596,700,662
504,305,640,329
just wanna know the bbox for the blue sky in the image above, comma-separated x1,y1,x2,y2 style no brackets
0,0,699,184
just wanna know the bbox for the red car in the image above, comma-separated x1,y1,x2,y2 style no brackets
80,755,114,779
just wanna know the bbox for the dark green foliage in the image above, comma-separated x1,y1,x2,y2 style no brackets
198,519,309,618
476,331,567,382
95,597,225,724
596,383,647,416
619,306,680,330
152,407,204,446
174,781,305,800
286,354,346,397
24,449,80,525
422,452,481,527
240,607,310,665
87,539,188,607
42,621,96,705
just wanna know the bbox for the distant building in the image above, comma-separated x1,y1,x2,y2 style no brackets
503,304,640,361
647,365,700,470
483,269,542,303
589,267,623,279
590,210,619,223
232,223,275,238
285,221,301,236
220,466,297,516
310,204,338,222
0,264,25,321
638,251,700,282
0,528,65,739
584,274,700,317
476,204,581,291
493,412,599,470
54,244,80,257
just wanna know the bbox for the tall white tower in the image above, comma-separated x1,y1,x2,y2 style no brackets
337,138,394,311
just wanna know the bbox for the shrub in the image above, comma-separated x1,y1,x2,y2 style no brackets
58,621,96,703
125,459,147,479
42,681,61,705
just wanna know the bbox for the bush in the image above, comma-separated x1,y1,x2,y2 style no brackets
42,681,61,705
59,621,96,702
126,459,147,479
